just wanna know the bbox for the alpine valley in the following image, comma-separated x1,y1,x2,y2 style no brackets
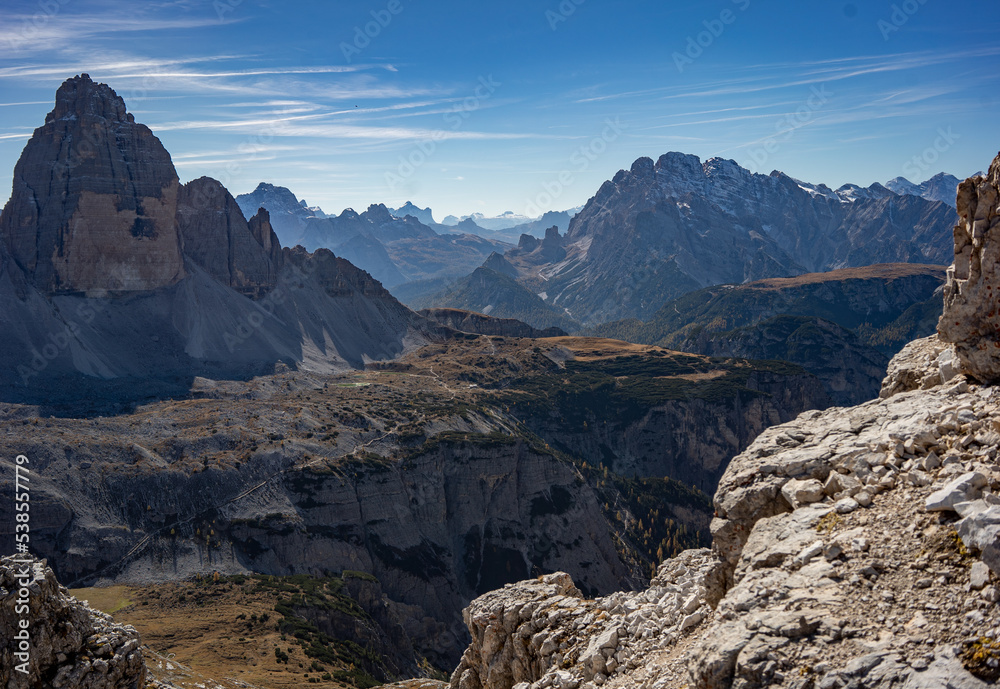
0,74,997,689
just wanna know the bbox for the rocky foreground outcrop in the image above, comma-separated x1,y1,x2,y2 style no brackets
940,155,1000,383
450,373,1000,688
0,556,145,688
447,158,1000,689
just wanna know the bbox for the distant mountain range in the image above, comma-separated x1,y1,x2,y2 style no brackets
443,210,537,230
884,172,966,207
482,153,957,327
236,186,510,289
437,208,583,244
408,260,580,334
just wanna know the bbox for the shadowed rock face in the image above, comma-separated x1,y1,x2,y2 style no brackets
502,152,957,326
177,177,283,298
0,73,185,294
0,75,447,411
940,152,1000,382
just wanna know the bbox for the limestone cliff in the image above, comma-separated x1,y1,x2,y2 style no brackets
176,177,283,298
0,429,637,668
940,152,1000,383
0,74,185,294
0,76,445,411
502,153,957,326
446,157,1000,689
0,556,146,688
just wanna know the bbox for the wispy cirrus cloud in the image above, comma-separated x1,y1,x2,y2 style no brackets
0,14,248,57
574,45,1000,105
152,114,552,142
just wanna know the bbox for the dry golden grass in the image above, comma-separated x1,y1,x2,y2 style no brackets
537,336,692,360
747,263,945,290
69,585,133,614
661,370,728,382
73,580,354,689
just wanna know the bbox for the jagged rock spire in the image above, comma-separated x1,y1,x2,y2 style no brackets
939,152,1000,382
0,74,185,294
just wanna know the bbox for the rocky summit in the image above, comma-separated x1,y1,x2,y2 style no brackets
0,74,185,295
500,153,957,326
0,76,445,411
446,157,1000,689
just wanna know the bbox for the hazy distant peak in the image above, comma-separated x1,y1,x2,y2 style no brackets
389,201,436,225
884,172,963,207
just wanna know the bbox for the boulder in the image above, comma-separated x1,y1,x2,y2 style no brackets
957,504,1000,575
924,472,987,512
880,335,955,398
781,478,825,508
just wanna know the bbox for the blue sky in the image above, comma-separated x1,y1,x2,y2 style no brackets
0,0,998,220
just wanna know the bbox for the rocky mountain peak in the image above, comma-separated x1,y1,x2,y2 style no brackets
45,73,132,125
482,251,518,277
390,201,436,225
0,74,185,294
630,156,655,176
886,172,965,208
702,156,749,182
245,181,303,208
653,151,703,182
176,176,283,297
363,203,395,224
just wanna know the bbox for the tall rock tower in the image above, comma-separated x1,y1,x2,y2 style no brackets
0,73,186,294
939,152,1000,382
